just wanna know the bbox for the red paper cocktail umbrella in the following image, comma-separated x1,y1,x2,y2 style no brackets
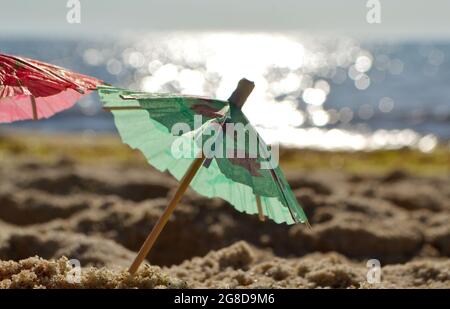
0,53,104,123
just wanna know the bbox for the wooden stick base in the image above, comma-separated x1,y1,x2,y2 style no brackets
128,155,205,274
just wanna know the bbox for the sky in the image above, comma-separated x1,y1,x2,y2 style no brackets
1,0,450,40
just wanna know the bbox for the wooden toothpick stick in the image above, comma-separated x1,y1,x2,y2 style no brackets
128,153,205,274
30,96,38,120
256,195,265,221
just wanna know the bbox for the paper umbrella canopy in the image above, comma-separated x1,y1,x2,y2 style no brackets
0,53,103,123
98,82,307,226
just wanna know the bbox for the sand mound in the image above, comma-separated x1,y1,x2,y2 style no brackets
2,243,448,289
166,241,449,288
0,136,449,288
0,256,186,289
0,188,88,225
0,230,136,268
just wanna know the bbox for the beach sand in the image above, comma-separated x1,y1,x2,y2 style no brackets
0,132,449,288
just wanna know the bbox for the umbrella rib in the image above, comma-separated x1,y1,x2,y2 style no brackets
30,95,38,120
251,124,309,226
272,169,311,228
269,168,298,222
256,195,265,221
103,106,144,111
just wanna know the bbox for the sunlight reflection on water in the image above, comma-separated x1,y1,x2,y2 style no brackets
78,32,450,152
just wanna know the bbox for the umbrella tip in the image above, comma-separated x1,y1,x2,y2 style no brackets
239,78,255,87
228,78,255,109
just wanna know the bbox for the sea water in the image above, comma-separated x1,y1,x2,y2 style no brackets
1,32,449,152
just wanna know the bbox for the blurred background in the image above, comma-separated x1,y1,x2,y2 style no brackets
1,0,450,152
0,0,449,289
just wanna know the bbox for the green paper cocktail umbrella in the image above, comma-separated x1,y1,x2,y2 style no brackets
98,79,309,273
